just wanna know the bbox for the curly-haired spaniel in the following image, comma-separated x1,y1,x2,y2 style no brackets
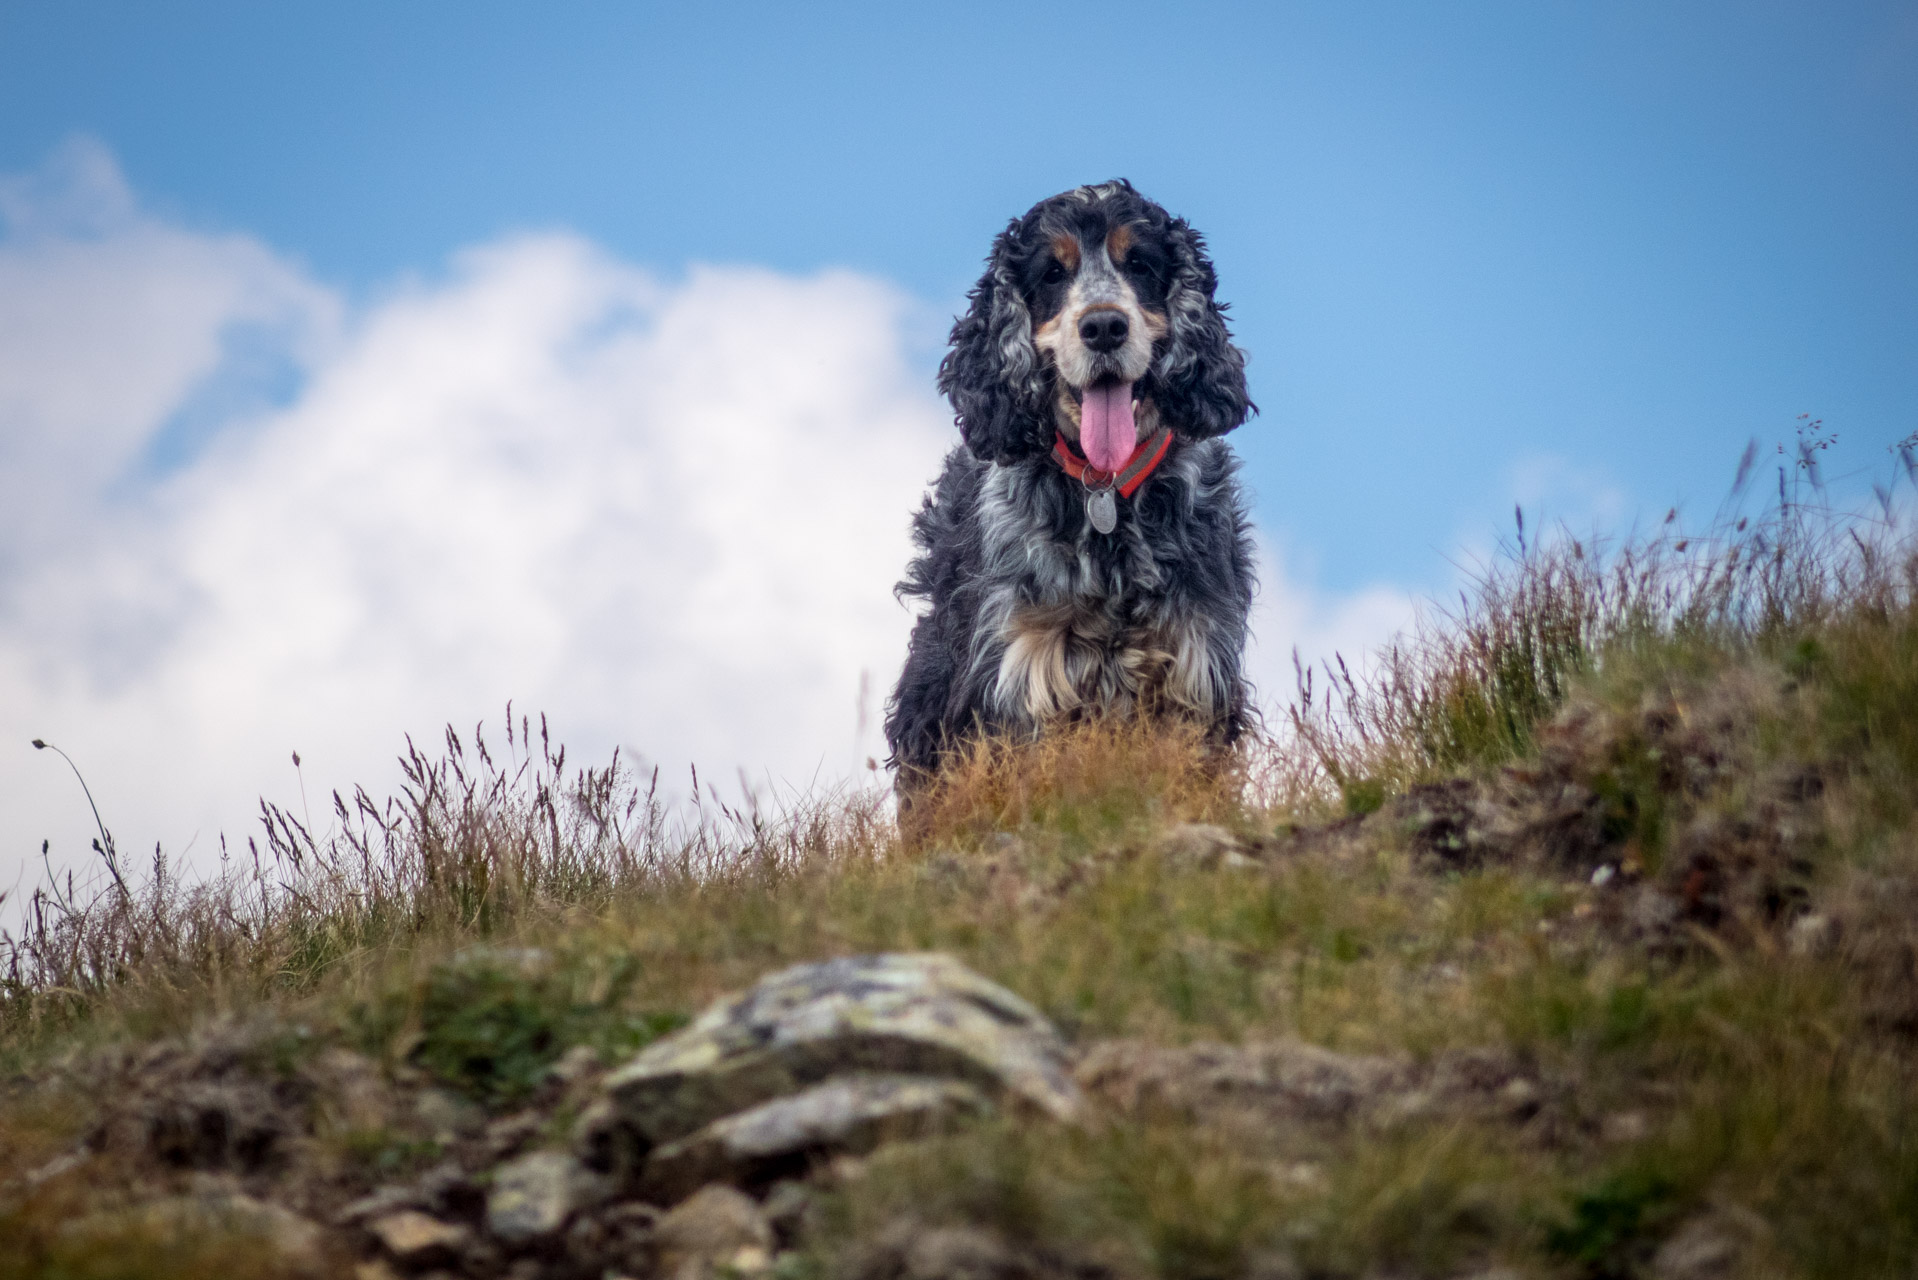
884,180,1257,785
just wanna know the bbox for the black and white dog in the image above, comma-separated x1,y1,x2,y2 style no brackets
884,180,1257,785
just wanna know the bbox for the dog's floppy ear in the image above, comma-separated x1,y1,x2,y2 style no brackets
937,221,1052,463
1153,217,1253,439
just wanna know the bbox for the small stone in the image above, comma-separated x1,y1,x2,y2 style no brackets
1652,1217,1741,1279
336,1184,425,1225
21,1149,87,1189
413,1160,479,1215
655,1185,775,1280
902,1225,1023,1280
354,1263,402,1280
484,1109,547,1160
644,1074,991,1202
761,1180,816,1246
487,1150,613,1245
367,1210,471,1265
549,1043,602,1084
414,1088,483,1143
565,1202,660,1274
852,1220,1030,1280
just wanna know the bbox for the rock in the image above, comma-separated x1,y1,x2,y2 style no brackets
60,1193,326,1276
644,1073,992,1201
573,1096,637,1178
17,1148,87,1190
484,1109,547,1160
760,1179,817,1246
565,1202,661,1274
900,1225,1028,1280
366,1209,471,1266
849,1220,1031,1280
1155,822,1260,870
336,1184,425,1225
1652,1217,1742,1279
549,1043,603,1085
600,953,1079,1150
654,1185,775,1280
336,1161,476,1225
414,1087,484,1143
487,1150,613,1245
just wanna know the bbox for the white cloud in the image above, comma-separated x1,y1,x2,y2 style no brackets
1505,453,1629,536
0,142,1417,903
0,138,341,580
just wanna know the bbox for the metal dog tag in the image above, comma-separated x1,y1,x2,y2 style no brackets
1087,487,1118,535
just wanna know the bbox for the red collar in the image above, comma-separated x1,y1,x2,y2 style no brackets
1052,426,1173,498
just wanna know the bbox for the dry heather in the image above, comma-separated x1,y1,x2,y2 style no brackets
6,467,1918,1280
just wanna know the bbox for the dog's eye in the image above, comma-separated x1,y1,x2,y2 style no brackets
1127,255,1156,278
1042,261,1068,284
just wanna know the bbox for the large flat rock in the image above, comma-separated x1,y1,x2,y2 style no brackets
643,1073,991,1201
602,953,1079,1147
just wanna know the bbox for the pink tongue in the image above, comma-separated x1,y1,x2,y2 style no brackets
1080,380,1137,473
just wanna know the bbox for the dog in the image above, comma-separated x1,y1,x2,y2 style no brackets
884,180,1257,787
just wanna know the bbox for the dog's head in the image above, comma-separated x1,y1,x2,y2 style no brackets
939,180,1252,467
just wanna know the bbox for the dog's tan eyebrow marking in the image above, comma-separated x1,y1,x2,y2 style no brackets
1049,234,1081,272
1106,224,1134,262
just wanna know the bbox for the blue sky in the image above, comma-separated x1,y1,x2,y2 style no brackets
7,1,1914,591
1,2,1916,890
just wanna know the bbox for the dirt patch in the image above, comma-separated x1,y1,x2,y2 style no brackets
1075,1038,1570,1149
1281,662,1828,954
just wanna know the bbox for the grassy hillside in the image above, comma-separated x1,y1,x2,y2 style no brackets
4,479,1918,1279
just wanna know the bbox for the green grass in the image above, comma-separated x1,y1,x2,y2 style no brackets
6,476,1918,1278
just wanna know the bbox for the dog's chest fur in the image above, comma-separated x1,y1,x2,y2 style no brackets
971,446,1227,723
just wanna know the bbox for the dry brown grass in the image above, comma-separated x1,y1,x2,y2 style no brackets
897,714,1317,850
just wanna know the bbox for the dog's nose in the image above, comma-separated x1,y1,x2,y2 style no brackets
1078,309,1129,352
